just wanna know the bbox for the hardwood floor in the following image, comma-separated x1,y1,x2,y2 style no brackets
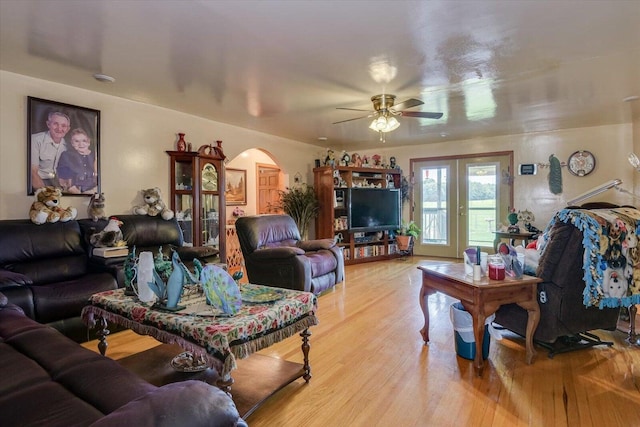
82,258,640,426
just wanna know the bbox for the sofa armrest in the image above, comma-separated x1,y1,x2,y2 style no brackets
175,245,219,262
251,247,305,260
297,239,336,252
90,380,246,427
0,269,32,287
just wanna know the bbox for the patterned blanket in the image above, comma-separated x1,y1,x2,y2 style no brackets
543,207,640,309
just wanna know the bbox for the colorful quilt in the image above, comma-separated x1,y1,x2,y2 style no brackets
543,207,640,309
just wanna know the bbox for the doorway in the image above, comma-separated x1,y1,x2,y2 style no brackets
257,163,282,214
411,152,513,258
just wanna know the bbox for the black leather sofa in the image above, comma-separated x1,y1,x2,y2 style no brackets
0,219,118,342
0,292,246,427
0,215,220,343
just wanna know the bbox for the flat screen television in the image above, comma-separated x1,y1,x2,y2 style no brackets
348,188,401,232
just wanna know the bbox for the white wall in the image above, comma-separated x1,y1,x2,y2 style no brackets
0,71,319,220
2,70,637,230
355,124,637,230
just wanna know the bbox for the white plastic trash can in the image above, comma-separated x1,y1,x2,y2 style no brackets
449,302,493,360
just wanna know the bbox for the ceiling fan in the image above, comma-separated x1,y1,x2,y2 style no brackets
333,94,443,142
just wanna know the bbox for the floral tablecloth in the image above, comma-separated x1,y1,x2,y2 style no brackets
542,207,640,309
81,284,318,378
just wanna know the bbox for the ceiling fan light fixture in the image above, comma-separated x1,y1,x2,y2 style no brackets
385,116,400,131
369,115,400,133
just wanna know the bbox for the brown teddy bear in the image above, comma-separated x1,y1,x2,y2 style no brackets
29,186,78,225
133,187,174,220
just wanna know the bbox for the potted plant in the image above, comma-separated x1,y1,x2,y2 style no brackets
274,184,320,240
396,220,420,251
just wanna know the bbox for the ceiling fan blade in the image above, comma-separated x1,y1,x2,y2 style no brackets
400,111,444,119
393,98,424,111
333,114,373,124
336,107,373,112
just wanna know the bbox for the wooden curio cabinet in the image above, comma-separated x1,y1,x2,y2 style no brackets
167,141,226,260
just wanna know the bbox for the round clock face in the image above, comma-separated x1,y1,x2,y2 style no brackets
567,150,595,177
201,163,217,191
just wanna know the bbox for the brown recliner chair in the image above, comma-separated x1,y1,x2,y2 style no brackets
235,214,344,294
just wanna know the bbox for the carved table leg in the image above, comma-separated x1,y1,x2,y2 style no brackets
470,311,486,376
419,284,433,343
516,299,540,364
301,329,312,382
627,304,639,345
96,316,110,356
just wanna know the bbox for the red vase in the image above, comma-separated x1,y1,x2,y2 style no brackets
177,133,187,152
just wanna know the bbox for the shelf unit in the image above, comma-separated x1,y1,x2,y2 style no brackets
167,142,226,260
314,166,402,265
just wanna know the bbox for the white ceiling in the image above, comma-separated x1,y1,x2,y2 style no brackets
1,0,639,150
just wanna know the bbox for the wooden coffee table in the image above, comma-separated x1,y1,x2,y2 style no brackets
82,285,317,394
418,263,541,376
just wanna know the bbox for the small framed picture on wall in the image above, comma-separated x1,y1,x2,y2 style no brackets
27,96,101,196
225,168,247,205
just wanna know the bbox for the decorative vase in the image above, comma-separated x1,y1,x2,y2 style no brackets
136,251,157,303
177,133,187,152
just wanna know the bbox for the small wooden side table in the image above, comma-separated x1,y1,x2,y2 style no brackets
418,263,541,376
493,231,535,252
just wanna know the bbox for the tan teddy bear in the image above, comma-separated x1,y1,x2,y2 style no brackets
29,186,78,225
133,187,174,220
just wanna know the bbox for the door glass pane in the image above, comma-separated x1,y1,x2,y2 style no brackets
421,166,448,245
467,163,497,247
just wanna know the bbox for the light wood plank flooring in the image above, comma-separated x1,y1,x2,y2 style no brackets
83,257,640,426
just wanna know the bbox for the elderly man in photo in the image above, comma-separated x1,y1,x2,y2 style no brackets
31,111,71,191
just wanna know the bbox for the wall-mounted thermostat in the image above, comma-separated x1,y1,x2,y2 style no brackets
518,164,537,175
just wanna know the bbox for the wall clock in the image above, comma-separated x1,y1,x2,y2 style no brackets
567,150,595,177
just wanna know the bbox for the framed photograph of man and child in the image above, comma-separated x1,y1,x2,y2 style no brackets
27,96,101,196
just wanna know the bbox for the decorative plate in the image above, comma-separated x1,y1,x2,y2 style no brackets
567,150,596,177
170,351,208,372
241,287,285,303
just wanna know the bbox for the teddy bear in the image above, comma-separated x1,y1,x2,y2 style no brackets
133,187,174,220
87,192,107,222
29,186,78,225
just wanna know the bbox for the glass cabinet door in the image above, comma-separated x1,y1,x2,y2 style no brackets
174,158,194,245
201,193,220,247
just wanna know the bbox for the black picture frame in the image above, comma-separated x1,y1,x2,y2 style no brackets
27,96,101,195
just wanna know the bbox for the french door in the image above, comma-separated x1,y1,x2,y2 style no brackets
411,153,512,258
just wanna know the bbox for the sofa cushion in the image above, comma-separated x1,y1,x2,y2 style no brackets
90,380,246,427
31,272,118,323
0,220,88,284
307,250,338,277
0,382,105,427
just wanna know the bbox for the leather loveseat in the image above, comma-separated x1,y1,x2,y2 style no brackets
0,219,119,342
236,214,344,294
0,292,246,427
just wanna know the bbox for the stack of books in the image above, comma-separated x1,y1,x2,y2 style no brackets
93,246,129,258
